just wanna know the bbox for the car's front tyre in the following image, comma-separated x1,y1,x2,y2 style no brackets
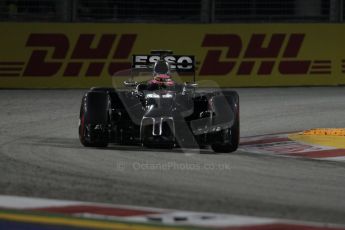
79,92,109,147
211,117,239,153
210,91,240,153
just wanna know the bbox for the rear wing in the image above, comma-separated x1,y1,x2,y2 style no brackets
132,51,195,73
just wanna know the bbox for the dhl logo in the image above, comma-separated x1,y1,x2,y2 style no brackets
0,33,136,77
200,34,331,76
0,33,332,78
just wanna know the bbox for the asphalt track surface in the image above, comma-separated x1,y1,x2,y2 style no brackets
0,88,345,225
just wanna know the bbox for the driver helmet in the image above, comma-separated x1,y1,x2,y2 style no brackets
150,60,175,87
151,74,175,87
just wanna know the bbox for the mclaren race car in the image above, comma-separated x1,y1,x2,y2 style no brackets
79,50,239,153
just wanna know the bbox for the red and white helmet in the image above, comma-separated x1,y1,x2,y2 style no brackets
149,60,175,87
150,74,175,87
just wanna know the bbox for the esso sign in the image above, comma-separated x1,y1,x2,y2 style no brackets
133,55,194,71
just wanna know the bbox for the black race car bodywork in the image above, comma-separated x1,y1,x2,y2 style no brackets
79,51,240,153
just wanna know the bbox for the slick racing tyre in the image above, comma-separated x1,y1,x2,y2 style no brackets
211,91,240,153
79,91,109,147
211,118,239,153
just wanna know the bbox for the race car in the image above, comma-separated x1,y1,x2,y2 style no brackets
78,50,239,153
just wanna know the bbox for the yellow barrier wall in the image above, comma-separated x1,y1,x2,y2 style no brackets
0,23,344,88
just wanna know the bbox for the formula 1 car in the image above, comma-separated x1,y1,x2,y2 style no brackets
79,50,239,153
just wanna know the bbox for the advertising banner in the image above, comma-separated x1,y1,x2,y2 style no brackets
0,23,344,88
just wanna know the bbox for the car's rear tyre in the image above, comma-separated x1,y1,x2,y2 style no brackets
79,92,109,147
